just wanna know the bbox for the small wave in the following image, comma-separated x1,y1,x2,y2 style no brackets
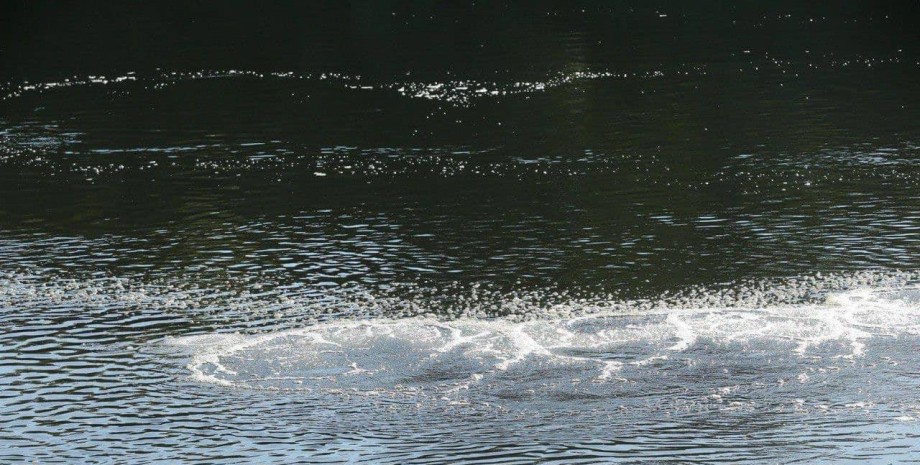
166,282,920,399
1,68,622,107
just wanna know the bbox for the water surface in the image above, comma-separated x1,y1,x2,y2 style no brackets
2,2,920,463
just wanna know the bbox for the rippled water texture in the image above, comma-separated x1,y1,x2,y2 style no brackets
2,1,920,463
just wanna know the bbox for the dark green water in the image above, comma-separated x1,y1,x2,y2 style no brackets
2,2,919,463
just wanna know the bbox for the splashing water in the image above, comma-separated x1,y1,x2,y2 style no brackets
167,284,920,397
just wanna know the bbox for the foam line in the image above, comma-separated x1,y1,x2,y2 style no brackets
165,285,920,393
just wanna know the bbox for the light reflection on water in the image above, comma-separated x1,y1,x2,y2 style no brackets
2,270,920,463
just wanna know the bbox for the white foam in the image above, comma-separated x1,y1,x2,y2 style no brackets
666,313,697,351
167,286,920,393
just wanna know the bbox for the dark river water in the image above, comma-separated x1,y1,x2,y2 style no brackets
2,2,920,463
